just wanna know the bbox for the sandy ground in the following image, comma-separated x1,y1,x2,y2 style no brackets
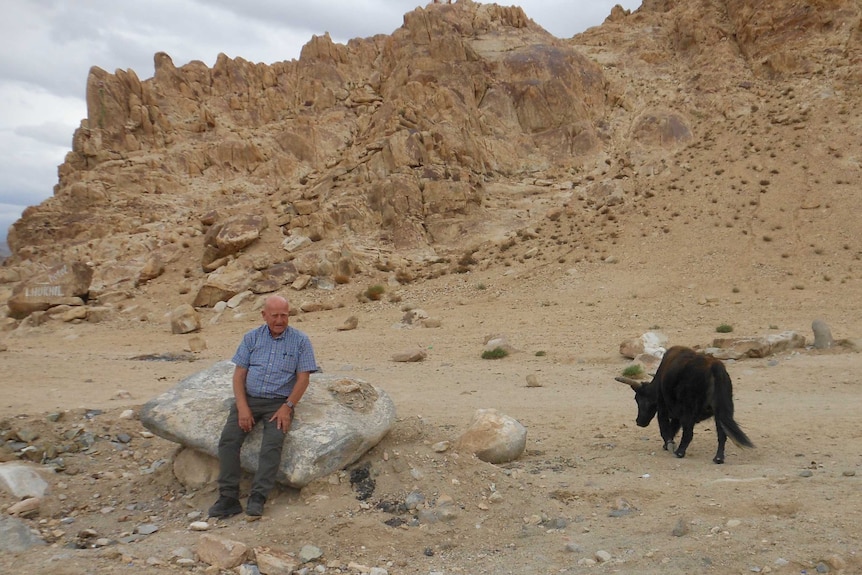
1,254,861,575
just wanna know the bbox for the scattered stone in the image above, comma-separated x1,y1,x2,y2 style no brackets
391,349,427,362
136,523,159,535
188,336,208,352
238,563,261,575
619,331,668,359
254,546,299,575
226,290,252,309
400,308,429,326
169,304,201,334
338,315,359,331
188,521,209,531
196,533,251,569
455,408,526,464
8,497,41,517
299,544,323,563
282,235,312,253
0,462,51,498
672,518,689,537
421,318,442,328
525,374,542,387
812,319,834,349
431,441,450,452
291,274,312,290
482,334,518,355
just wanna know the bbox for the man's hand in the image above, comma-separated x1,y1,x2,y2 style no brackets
237,405,254,432
270,404,294,432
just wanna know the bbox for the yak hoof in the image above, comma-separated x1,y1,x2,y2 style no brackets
674,449,686,458
713,456,725,464
663,441,676,452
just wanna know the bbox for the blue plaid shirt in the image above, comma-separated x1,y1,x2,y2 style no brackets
232,324,319,399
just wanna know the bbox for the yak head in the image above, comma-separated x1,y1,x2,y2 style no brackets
616,375,658,427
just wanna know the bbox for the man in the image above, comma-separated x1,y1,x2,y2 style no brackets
208,294,319,518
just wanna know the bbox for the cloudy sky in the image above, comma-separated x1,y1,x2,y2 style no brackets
0,0,641,245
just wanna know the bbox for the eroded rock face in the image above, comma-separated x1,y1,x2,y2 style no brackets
3,0,860,321
139,360,396,488
6,1,609,265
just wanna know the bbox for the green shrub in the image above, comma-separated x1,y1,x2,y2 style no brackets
481,347,509,360
534,350,546,357
716,323,734,333
622,364,645,378
364,284,385,301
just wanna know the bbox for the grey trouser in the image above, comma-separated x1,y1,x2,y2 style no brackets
217,396,287,500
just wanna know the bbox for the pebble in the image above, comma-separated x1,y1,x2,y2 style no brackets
189,521,210,531
431,441,450,452
799,470,814,477
136,523,159,535
299,545,323,562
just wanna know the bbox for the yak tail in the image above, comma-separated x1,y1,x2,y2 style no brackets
711,362,755,449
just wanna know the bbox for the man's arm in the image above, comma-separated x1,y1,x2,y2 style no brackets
233,366,254,432
270,371,312,431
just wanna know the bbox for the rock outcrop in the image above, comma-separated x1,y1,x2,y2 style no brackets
2,0,861,323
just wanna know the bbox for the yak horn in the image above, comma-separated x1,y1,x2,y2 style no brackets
615,375,644,389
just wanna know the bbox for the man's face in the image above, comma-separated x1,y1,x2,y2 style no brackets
262,300,290,336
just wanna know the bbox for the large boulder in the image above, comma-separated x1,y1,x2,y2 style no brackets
201,214,268,270
139,361,396,488
6,262,93,319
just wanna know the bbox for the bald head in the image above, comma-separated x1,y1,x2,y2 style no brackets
262,295,290,336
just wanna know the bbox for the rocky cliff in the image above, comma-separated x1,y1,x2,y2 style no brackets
2,0,860,318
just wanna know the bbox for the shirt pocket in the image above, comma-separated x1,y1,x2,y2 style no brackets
280,351,299,375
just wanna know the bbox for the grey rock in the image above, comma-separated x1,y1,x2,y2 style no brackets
0,515,45,552
0,462,51,498
299,544,323,563
140,361,396,488
812,319,834,349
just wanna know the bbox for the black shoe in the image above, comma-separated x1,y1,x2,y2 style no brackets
246,494,266,517
208,495,242,518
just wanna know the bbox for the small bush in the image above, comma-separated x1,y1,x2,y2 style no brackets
481,347,509,360
364,284,385,301
534,350,546,357
622,364,645,378
716,323,734,333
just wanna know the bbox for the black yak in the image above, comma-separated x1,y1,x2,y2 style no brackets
617,346,754,464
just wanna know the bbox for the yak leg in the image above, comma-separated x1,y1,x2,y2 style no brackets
658,414,680,453
713,420,728,464
674,421,695,458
